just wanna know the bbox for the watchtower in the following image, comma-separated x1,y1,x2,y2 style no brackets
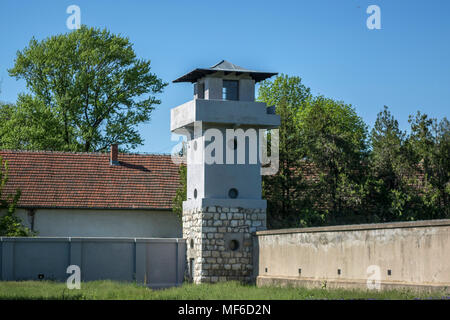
171,60,279,283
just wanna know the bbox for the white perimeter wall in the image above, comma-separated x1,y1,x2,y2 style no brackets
11,208,182,238
256,219,450,290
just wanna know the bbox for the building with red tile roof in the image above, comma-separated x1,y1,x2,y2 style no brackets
0,147,182,237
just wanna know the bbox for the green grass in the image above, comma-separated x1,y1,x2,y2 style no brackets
0,280,448,300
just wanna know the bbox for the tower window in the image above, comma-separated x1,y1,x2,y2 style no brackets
222,80,239,101
197,83,205,99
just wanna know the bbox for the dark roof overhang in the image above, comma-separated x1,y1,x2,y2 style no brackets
173,60,277,83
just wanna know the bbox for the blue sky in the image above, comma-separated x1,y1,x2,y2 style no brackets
0,0,449,153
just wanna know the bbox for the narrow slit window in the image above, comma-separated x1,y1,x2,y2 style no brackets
197,83,205,99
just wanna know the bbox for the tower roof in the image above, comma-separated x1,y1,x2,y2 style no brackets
173,60,277,83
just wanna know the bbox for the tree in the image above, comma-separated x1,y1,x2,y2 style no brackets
370,106,406,186
296,96,369,224
172,164,187,221
6,25,167,152
257,75,312,228
0,95,68,150
407,112,450,219
0,156,33,236
368,106,415,221
0,102,15,146
368,107,449,221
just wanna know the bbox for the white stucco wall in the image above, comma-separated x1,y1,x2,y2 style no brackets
256,220,450,290
9,208,182,238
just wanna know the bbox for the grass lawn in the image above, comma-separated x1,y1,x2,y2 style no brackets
0,280,448,300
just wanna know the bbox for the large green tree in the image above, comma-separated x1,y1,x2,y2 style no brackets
4,25,167,152
368,106,415,221
296,96,369,224
0,96,68,150
369,108,449,221
407,112,450,219
257,75,312,228
370,106,407,188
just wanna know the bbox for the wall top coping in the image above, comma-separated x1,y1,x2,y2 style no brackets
255,219,450,236
0,237,186,243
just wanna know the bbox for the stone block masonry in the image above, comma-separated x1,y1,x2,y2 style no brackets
183,206,266,284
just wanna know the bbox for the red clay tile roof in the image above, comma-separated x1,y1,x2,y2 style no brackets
0,150,181,210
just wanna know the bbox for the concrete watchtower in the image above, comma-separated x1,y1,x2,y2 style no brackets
171,60,279,283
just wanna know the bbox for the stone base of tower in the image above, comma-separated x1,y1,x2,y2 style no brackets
183,200,266,284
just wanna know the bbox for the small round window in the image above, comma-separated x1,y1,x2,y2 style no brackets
229,240,240,251
228,188,238,199
194,189,198,199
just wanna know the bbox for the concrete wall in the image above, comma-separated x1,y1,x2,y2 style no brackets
184,125,264,202
255,219,450,292
239,79,255,102
12,208,182,238
204,77,222,100
171,99,280,133
171,97,280,205
0,237,186,288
